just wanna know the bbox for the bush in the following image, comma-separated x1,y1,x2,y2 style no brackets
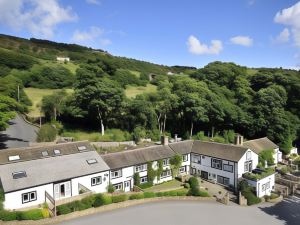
94,194,112,207
143,192,156,198
188,188,209,197
81,195,95,208
183,183,190,189
188,177,199,189
242,190,261,205
129,193,144,200
133,173,140,186
17,209,44,220
156,192,164,197
112,194,128,203
37,124,57,142
107,183,115,193
0,210,17,221
56,204,72,215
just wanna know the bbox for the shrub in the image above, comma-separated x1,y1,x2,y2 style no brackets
176,190,188,196
129,193,144,200
0,210,17,221
56,204,72,215
188,188,209,197
112,194,128,203
94,194,112,207
270,193,279,199
188,177,199,189
183,183,190,189
143,192,156,198
107,183,115,193
42,208,50,219
36,124,57,142
242,190,261,205
17,209,44,220
133,173,140,186
156,192,164,197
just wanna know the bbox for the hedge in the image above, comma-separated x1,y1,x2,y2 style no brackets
94,194,112,207
144,192,156,198
112,194,128,203
0,209,45,221
242,190,261,205
129,193,144,200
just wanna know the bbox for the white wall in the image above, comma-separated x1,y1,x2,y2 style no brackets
71,171,110,196
4,184,53,210
246,174,275,198
110,166,134,192
237,149,258,178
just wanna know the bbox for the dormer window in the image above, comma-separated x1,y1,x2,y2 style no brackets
9,155,20,161
12,171,27,179
78,146,87,151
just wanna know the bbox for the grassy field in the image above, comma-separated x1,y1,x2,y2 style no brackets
24,88,73,118
125,84,157,98
42,60,79,74
143,180,183,192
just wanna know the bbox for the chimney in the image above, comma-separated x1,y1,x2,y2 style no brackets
234,134,244,146
175,134,178,142
161,135,169,146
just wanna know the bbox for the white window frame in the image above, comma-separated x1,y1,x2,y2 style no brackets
135,164,147,173
212,158,222,170
192,154,201,164
179,166,186,173
111,170,122,179
160,170,172,178
114,183,123,191
140,176,148,184
223,164,233,173
163,158,170,166
182,154,188,162
246,151,252,160
22,191,37,204
91,176,102,186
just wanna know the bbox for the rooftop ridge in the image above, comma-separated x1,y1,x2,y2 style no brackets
194,140,249,149
243,137,269,143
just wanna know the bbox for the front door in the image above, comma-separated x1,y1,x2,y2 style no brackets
124,180,131,192
54,181,71,200
201,171,208,180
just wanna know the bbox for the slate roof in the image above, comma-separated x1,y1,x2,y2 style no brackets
243,137,278,154
169,140,193,154
0,151,110,193
101,145,176,170
191,141,250,162
0,141,93,165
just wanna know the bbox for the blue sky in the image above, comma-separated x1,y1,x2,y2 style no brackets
0,0,300,69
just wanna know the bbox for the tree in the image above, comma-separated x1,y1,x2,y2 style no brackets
170,154,182,178
0,95,19,131
41,90,67,121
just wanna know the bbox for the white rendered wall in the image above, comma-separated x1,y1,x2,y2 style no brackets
110,166,134,192
4,183,53,210
237,150,258,178
246,173,275,198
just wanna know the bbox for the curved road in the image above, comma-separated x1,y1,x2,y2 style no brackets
0,114,38,149
55,199,299,225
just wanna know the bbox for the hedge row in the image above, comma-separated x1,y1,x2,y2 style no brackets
57,189,192,216
0,208,46,221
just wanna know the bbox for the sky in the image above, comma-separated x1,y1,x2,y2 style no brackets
0,0,300,69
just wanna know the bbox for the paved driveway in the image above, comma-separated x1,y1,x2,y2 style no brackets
0,114,38,149
56,200,287,225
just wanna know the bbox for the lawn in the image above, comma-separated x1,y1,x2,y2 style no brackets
24,88,73,118
143,180,183,192
125,84,157,98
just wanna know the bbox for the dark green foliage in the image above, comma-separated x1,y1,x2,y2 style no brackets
56,204,72,215
138,182,153,189
133,173,140,186
112,69,146,88
188,177,199,188
184,183,190,189
259,149,275,166
107,183,115,193
143,192,156,198
0,210,17,221
16,209,44,220
187,176,208,196
239,180,261,205
36,124,57,142
132,126,146,143
170,154,183,177
0,48,35,70
111,194,128,203
147,161,156,183
129,193,144,200
94,194,112,207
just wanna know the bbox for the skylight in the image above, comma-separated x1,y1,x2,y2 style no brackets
41,151,49,157
53,149,61,155
87,159,98,165
8,155,20,161
78,146,87,151
12,171,27,179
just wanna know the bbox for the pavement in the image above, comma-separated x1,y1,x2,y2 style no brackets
0,114,39,149
55,200,287,225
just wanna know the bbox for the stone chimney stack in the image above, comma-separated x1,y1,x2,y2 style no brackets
234,134,244,146
161,136,169,146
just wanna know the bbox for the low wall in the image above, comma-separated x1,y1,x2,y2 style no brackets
2,197,214,225
91,141,135,148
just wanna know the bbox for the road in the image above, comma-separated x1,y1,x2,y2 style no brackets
0,114,39,149
55,200,297,225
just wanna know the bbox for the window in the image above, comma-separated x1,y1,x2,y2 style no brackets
244,161,252,172
211,158,222,170
87,159,98,165
54,149,61,155
246,151,252,160
135,164,147,173
140,176,148,184
41,151,49,157
78,146,87,151
262,182,270,191
22,191,37,204
182,154,188,162
91,176,102,186
192,154,201,164
179,166,186,173
217,176,230,186
12,171,27,179
160,170,172,178
111,170,122,179
223,164,233,173
113,183,123,191
163,158,170,166
9,155,20,161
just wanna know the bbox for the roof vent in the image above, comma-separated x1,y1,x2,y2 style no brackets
54,149,61,155
9,155,20,161
87,159,98,165
41,151,49,157
12,171,27,179
78,146,87,151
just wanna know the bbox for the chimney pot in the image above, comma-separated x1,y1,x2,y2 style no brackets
234,134,244,146
161,135,169,146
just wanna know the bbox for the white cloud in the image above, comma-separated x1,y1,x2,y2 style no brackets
273,28,290,43
274,1,300,47
86,0,101,5
187,35,223,55
72,26,111,47
0,0,77,38
230,36,253,47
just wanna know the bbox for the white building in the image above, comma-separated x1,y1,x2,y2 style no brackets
56,57,70,62
0,142,110,210
243,137,282,164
